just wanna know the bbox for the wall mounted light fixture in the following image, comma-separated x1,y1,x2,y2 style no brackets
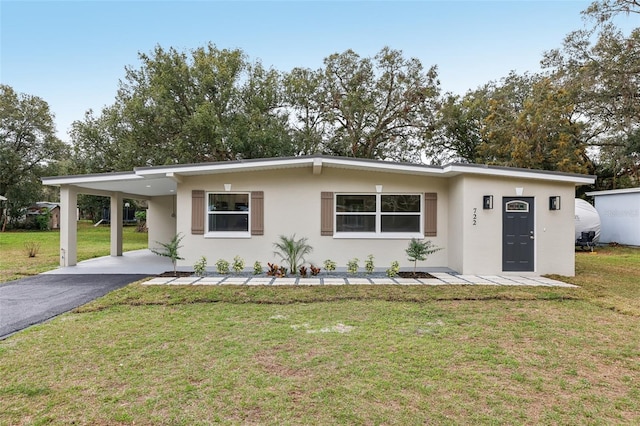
549,196,561,210
224,184,231,192
483,195,493,210
375,185,383,193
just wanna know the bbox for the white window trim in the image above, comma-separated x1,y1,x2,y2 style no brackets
333,193,423,239
204,191,251,239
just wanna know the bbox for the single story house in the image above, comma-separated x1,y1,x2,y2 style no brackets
585,187,640,246
42,155,595,276
26,202,61,229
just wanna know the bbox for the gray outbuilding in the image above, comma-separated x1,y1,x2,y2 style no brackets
586,187,640,246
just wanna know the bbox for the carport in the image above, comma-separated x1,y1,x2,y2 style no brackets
42,172,178,267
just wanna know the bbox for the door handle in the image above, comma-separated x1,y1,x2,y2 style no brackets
529,230,534,240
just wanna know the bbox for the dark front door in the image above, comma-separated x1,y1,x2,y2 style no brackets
503,197,534,271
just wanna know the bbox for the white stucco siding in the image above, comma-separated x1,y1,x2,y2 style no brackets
446,177,465,274
147,195,177,251
175,167,449,271
449,176,576,276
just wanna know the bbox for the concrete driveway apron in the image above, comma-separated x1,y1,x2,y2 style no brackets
0,274,147,339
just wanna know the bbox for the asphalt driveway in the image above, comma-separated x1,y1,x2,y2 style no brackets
0,274,147,339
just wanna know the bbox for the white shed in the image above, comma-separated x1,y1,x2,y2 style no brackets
586,187,640,246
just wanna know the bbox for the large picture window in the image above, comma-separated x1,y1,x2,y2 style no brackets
207,193,249,234
335,193,422,236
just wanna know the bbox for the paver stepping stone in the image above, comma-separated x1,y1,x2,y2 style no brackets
143,277,174,285
298,278,321,285
323,278,346,285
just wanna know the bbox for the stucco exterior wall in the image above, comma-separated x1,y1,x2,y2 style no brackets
446,177,465,273
147,195,177,251
176,167,449,271
449,175,576,276
593,193,640,245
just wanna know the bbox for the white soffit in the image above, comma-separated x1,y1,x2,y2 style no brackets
42,172,177,198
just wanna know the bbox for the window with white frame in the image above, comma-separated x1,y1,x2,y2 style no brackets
207,193,249,234
335,193,422,235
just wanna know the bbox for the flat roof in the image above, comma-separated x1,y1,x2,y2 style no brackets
43,155,596,198
586,187,640,197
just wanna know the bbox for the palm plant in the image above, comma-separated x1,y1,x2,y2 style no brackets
273,234,313,275
150,233,184,276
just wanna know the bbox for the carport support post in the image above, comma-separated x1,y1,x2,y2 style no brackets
59,185,78,267
110,192,123,257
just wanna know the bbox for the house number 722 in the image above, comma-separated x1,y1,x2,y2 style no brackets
472,208,477,226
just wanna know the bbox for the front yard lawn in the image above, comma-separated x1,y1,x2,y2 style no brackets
0,246,638,424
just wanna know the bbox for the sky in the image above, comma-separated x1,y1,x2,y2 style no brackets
1,0,636,142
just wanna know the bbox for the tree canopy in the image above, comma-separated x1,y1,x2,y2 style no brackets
0,85,67,225
3,0,638,213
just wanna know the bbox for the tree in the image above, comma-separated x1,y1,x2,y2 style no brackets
282,47,441,162
230,62,295,159
319,47,440,162
583,0,640,23
542,23,640,187
427,88,491,164
0,85,67,226
71,44,294,172
282,67,327,155
478,75,590,173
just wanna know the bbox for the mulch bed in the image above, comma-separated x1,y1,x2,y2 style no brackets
158,271,436,279
157,271,194,277
397,271,436,279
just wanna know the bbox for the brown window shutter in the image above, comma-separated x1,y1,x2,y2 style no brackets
424,192,437,237
251,191,264,235
321,192,334,236
192,190,205,235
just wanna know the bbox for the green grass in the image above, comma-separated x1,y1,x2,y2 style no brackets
0,221,148,282
1,244,639,424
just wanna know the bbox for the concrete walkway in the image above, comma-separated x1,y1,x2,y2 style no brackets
143,274,576,287
43,249,576,288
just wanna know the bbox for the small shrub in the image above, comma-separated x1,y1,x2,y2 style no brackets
135,210,147,233
310,265,321,276
266,262,287,278
347,258,359,275
193,256,207,277
323,259,337,272
299,265,308,277
24,241,41,258
35,209,51,231
215,259,230,275
386,261,400,278
406,238,443,274
232,255,245,274
365,254,375,274
253,261,263,275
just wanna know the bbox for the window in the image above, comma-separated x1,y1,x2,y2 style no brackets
207,193,249,235
335,193,422,236
505,200,529,212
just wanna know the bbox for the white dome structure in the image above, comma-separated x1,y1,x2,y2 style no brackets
575,198,601,243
